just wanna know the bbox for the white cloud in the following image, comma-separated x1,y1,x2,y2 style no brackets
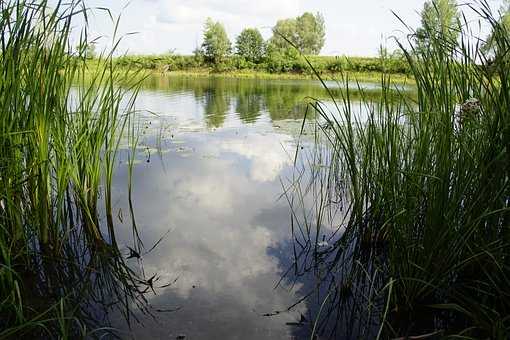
154,0,301,24
110,143,301,313
66,0,506,56
220,134,293,182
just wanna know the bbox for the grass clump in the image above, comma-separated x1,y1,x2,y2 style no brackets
291,1,510,338
0,0,150,337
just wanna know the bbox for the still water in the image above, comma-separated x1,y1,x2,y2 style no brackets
107,76,366,339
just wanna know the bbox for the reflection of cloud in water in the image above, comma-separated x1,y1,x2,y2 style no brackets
172,171,238,212
220,133,293,182
138,158,299,299
106,76,379,338
111,130,305,338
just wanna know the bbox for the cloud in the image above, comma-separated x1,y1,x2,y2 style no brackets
156,3,205,25
154,0,301,25
109,137,302,314
220,133,293,182
73,0,506,56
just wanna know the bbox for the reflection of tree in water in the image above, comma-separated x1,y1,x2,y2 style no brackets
142,76,320,128
203,87,230,128
264,85,312,121
141,75,394,128
235,87,264,124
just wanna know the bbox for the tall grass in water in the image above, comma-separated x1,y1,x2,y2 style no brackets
0,1,148,337
291,1,510,338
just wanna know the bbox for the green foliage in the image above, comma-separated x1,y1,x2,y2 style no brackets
115,54,205,70
0,0,147,337
295,12,326,55
267,18,297,53
85,42,96,59
265,48,301,73
268,12,325,55
113,53,411,77
294,2,510,337
416,0,461,49
482,0,510,60
228,55,257,70
235,28,265,62
378,47,408,73
201,18,232,64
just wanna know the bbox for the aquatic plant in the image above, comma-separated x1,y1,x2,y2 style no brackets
290,1,510,338
0,0,150,337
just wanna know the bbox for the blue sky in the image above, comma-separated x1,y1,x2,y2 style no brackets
69,0,505,56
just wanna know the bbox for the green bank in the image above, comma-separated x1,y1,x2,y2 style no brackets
99,54,412,83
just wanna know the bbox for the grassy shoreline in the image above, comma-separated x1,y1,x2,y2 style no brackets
146,68,413,83
105,53,413,84
86,60,413,84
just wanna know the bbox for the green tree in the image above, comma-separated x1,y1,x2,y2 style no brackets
201,18,231,64
295,12,325,55
268,12,325,55
267,18,297,53
416,0,460,48
85,42,96,59
482,1,510,60
235,28,265,62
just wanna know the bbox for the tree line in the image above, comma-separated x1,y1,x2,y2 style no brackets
196,12,325,65
113,0,510,77
196,0,510,66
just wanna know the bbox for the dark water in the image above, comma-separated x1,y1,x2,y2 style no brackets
107,76,363,339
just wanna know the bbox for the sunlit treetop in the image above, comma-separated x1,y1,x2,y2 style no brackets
268,12,325,55
235,28,265,62
200,18,232,64
416,0,461,48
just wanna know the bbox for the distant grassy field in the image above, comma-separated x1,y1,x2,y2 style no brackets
101,54,413,84
141,68,412,84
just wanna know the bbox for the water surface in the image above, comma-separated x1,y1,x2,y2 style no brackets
108,76,365,339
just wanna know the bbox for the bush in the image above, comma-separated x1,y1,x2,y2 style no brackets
112,52,411,76
229,55,256,70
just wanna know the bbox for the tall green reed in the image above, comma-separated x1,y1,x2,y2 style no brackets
0,1,149,337
291,1,510,338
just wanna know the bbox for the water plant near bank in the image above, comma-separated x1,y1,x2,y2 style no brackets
0,1,150,337
290,1,510,338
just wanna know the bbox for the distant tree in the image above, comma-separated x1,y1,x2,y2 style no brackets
268,18,298,52
416,0,460,49
482,1,510,60
295,12,325,55
268,12,325,55
235,28,265,62
201,18,231,64
85,42,96,59
378,46,389,60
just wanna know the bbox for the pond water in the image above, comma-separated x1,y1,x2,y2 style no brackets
107,76,371,339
